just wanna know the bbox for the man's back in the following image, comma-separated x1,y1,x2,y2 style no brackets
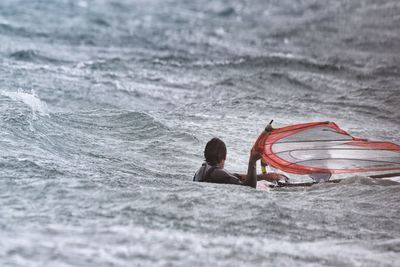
194,162,241,185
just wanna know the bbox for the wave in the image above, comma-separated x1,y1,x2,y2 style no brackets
337,176,400,186
51,110,176,148
0,156,64,178
89,17,111,27
149,53,347,75
241,55,345,72
371,64,400,77
0,22,49,39
169,54,346,73
76,57,127,71
1,89,50,118
66,109,197,143
43,109,199,179
9,49,66,64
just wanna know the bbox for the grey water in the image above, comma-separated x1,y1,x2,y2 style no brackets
1,0,400,266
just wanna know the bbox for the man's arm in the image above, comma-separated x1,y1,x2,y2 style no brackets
244,158,257,188
237,172,284,182
239,149,263,188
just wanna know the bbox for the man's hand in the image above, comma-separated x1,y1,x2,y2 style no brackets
258,172,288,182
262,173,286,181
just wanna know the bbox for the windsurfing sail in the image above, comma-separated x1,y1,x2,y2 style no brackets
253,121,400,178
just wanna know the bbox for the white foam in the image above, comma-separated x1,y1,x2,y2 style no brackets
77,0,88,8
1,89,50,117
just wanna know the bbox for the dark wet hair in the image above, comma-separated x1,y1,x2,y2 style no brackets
204,138,227,166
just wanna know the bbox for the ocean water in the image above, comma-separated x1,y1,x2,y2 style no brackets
1,0,400,266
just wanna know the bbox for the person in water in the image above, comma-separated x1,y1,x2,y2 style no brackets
193,137,284,188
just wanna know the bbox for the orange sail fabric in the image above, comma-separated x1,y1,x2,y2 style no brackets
255,122,400,175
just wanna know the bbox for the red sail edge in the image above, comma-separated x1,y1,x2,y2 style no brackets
258,122,400,175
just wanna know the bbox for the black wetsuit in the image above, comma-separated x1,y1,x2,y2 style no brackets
193,160,257,188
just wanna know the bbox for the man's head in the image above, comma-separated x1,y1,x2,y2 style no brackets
204,137,227,166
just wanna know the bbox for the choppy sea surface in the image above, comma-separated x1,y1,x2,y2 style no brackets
1,0,400,266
